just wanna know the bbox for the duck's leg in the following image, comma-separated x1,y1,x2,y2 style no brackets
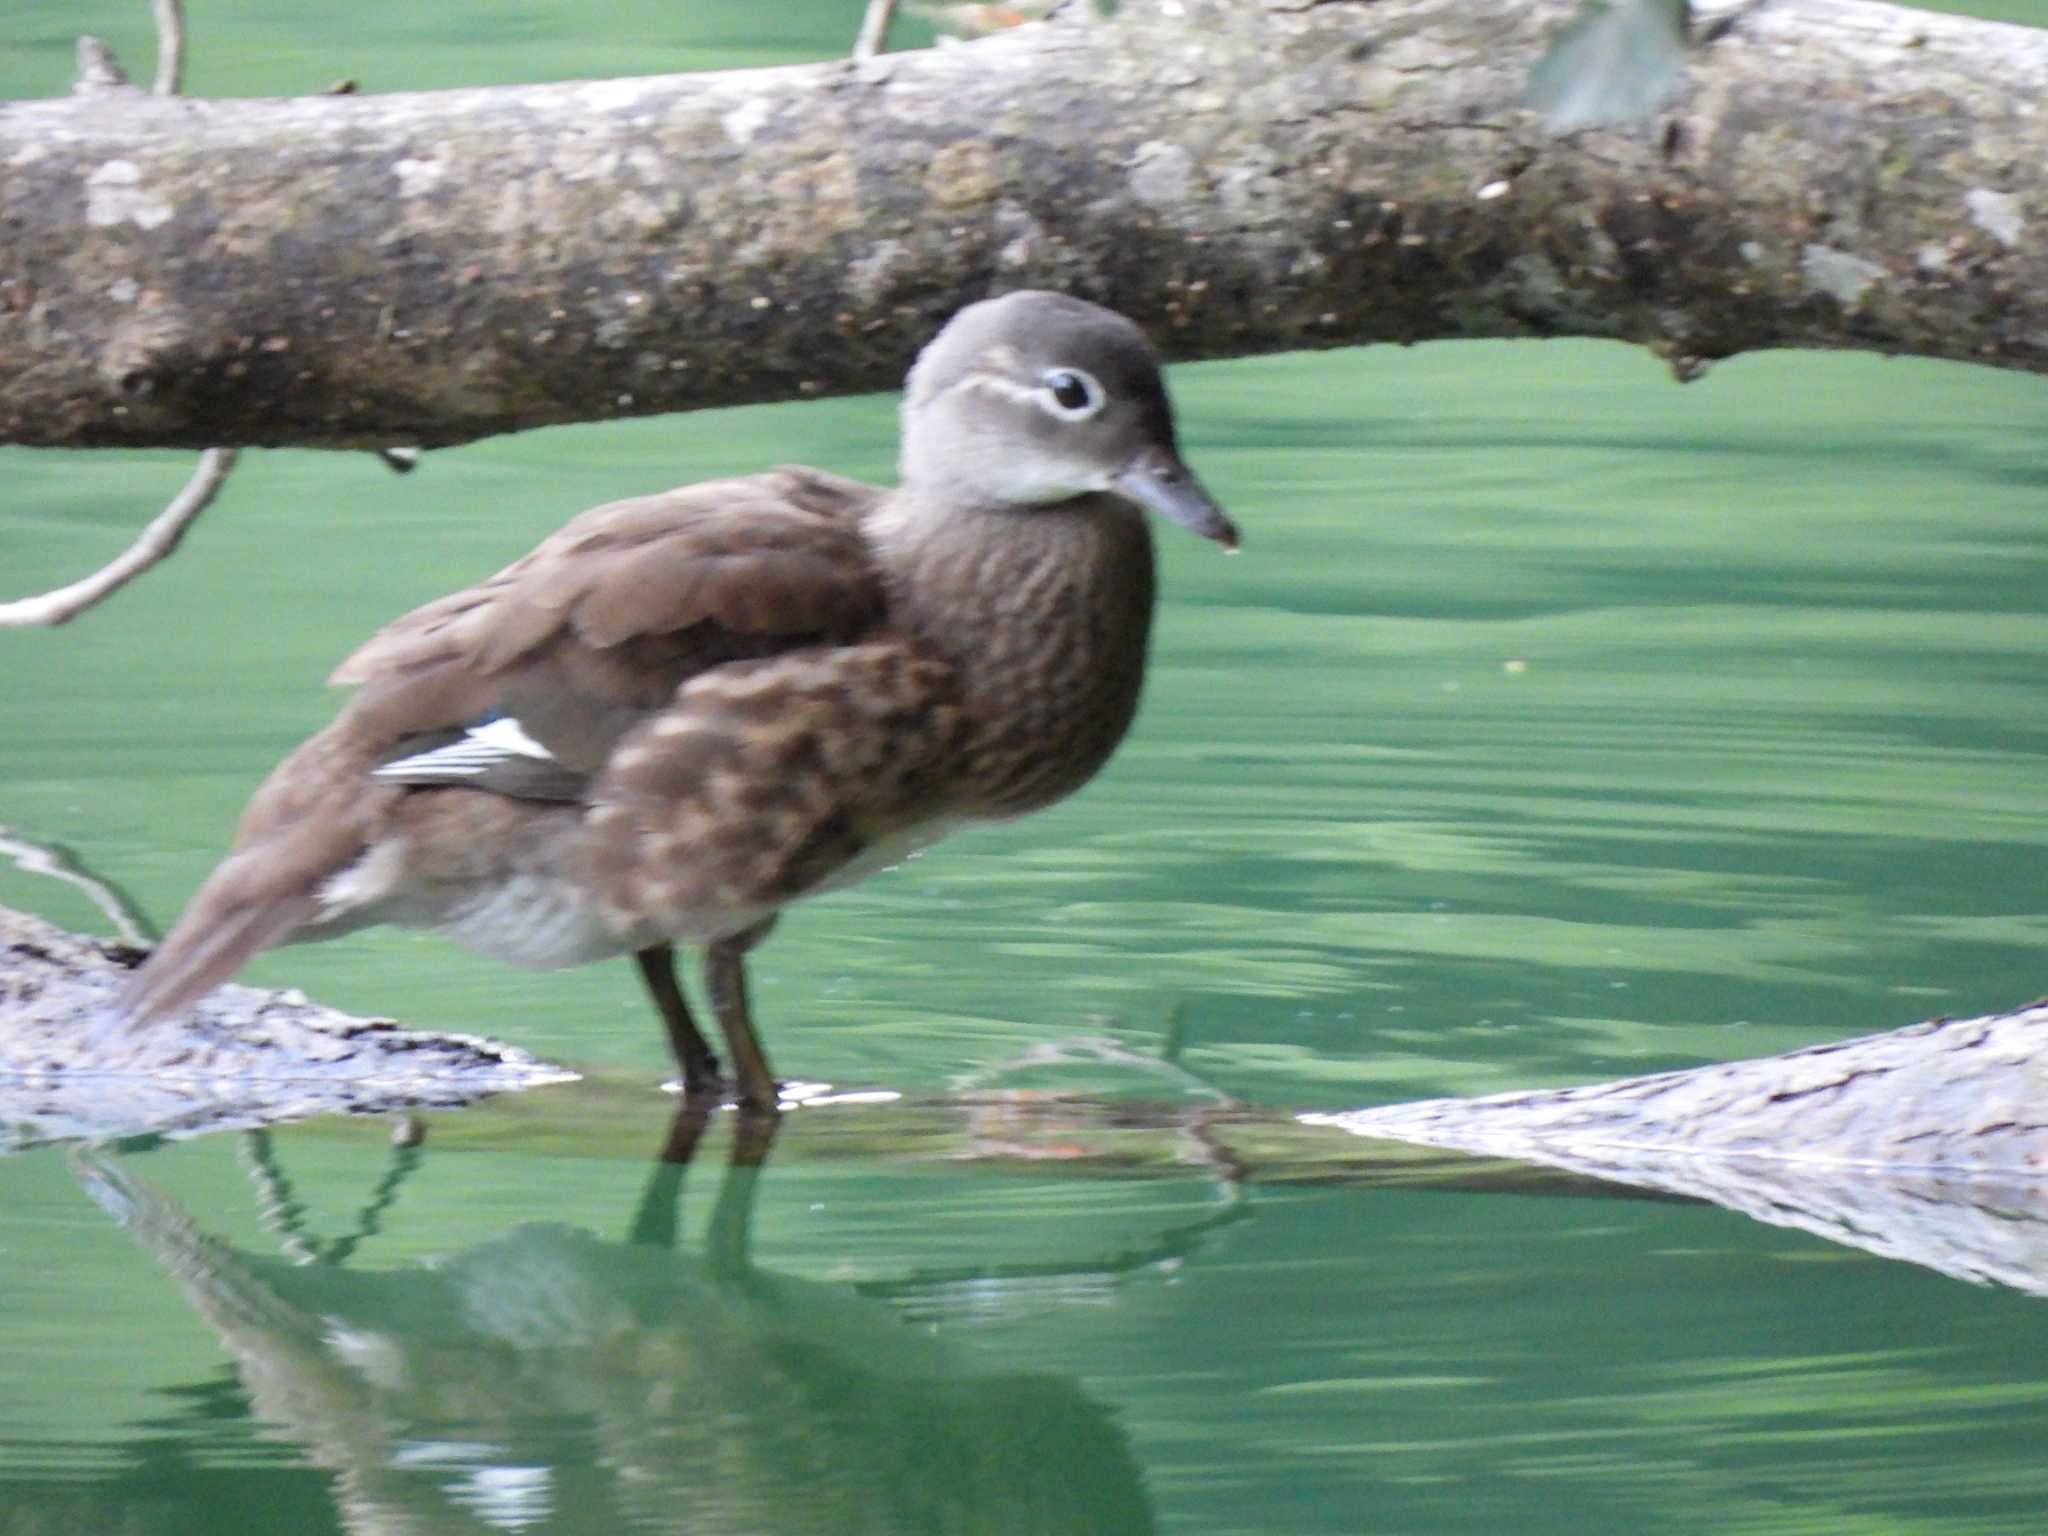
634,944,723,1095
703,917,780,1114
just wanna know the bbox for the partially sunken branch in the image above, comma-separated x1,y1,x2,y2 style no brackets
7,896,2045,1293
1,0,2044,450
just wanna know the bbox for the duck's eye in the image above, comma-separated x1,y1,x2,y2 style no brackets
1042,368,1102,418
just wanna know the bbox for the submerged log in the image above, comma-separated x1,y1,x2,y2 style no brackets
1323,1003,2048,1175
5,898,2044,1171
8,899,2048,1293
0,905,573,1149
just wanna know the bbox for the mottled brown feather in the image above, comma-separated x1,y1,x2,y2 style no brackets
586,640,969,927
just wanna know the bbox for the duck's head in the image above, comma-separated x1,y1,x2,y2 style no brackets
898,290,1239,549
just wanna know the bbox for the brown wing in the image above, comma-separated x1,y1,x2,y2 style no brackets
332,466,887,687
320,466,890,775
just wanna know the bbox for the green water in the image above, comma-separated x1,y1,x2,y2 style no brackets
5,3,2048,1532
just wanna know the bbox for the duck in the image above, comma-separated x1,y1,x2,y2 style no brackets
116,290,1240,1112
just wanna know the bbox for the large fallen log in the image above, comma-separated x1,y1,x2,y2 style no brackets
4,0,2046,450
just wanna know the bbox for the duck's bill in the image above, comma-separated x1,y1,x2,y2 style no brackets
1113,447,1241,551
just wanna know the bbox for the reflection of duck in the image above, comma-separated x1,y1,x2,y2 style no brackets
75,1106,1159,1535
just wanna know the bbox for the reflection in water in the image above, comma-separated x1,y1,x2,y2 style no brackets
74,1106,1165,1535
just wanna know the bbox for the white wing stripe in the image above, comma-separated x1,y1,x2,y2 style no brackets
469,717,554,758
373,717,556,781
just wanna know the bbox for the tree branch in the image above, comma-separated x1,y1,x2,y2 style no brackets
853,0,897,60
0,447,238,626
150,0,185,97
2,0,2043,452
1,7,245,627
0,827,157,944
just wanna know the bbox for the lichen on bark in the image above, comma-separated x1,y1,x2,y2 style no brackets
0,0,2043,449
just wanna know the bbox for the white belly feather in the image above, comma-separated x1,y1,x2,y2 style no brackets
315,810,971,970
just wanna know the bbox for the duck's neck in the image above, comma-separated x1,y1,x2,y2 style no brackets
869,489,1158,817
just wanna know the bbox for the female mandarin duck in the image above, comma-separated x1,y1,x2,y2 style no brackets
119,291,1239,1111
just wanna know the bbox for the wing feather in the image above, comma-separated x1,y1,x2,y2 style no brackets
331,468,885,688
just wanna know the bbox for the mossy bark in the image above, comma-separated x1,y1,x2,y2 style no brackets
1,0,2043,450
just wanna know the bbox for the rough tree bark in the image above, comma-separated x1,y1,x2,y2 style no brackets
1,0,2044,451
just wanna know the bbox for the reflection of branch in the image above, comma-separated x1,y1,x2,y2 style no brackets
240,1130,324,1264
0,826,156,944
0,444,238,629
858,1171,1251,1322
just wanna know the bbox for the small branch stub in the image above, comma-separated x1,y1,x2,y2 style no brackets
150,0,185,96
854,0,898,59
74,36,138,94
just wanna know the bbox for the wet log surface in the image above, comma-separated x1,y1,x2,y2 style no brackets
7,901,2046,1294
1324,1003,2048,1175
1315,1003,2048,1294
0,905,573,1149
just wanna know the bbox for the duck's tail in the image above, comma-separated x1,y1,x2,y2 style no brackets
114,719,394,1028
113,859,324,1027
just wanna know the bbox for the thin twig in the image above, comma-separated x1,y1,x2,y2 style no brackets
150,0,185,96
32,2,233,628
0,449,239,628
0,826,158,945
854,0,897,57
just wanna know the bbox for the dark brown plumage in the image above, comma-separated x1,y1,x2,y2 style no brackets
118,291,1238,1110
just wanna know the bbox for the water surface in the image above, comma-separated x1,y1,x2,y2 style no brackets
4,3,2047,1532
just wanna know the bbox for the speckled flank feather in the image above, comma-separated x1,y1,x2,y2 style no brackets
589,642,968,929
116,291,1237,1105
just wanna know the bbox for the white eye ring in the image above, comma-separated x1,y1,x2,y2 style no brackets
1041,367,1105,420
